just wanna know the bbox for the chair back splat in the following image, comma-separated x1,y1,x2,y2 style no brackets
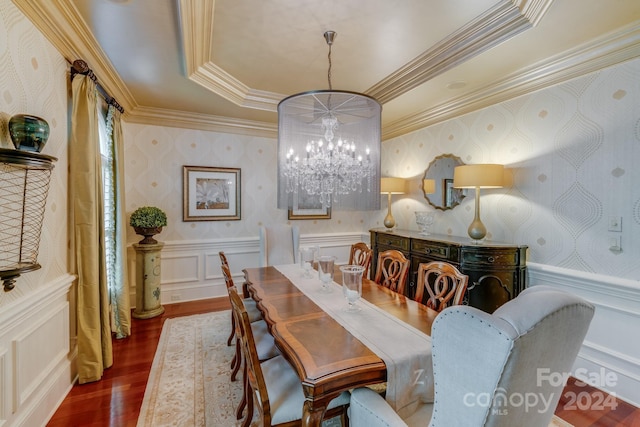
414,261,468,312
349,242,373,279
373,249,410,294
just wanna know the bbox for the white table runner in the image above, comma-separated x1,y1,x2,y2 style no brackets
275,264,433,417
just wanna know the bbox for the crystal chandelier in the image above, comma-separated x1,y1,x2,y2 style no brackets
277,31,381,211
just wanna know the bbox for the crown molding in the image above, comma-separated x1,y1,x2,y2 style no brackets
14,0,636,142
126,106,278,138
192,62,283,111
12,0,138,113
178,0,214,76
179,0,282,112
367,1,533,104
513,0,555,26
381,23,640,140
179,0,546,111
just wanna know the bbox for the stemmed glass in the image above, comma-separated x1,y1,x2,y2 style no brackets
340,265,365,312
317,255,336,293
299,247,317,278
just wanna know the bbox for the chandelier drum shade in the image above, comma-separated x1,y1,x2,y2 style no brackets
277,31,382,211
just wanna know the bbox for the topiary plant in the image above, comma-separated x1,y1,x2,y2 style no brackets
129,206,167,228
130,207,167,244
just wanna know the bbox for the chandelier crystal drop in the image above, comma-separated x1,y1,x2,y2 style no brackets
277,31,381,211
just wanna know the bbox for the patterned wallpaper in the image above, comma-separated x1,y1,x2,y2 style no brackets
124,58,640,281
122,125,382,244
0,0,68,306
384,58,640,281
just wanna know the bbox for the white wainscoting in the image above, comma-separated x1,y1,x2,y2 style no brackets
528,263,640,407
0,274,75,427
127,232,370,305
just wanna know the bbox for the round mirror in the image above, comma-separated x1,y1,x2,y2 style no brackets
422,154,466,210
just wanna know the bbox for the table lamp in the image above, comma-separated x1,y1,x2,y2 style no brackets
422,179,435,195
381,177,406,229
453,164,504,241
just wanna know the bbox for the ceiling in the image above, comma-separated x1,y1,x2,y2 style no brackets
16,0,640,140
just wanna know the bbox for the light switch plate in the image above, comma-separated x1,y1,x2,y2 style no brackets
608,216,622,232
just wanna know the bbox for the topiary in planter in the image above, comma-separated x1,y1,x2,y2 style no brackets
130,206,167,244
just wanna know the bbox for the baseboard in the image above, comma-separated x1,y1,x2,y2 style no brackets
528,263,640,407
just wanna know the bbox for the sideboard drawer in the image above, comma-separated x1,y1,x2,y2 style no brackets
461,249,520,267
411,240,454,261
376,234,409,251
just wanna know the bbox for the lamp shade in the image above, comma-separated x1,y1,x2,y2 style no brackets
380,177,406,194
422,179,435,194
453,164,504,188
277,90,382,211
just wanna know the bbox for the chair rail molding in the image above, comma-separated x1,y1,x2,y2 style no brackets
127,232,369,305
527,262,640,407
0,274,75,427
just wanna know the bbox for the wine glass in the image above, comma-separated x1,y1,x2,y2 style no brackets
340,265,365,312
317,255,336,293
299,247,317,278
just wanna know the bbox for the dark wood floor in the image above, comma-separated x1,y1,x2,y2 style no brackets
47,297,640,427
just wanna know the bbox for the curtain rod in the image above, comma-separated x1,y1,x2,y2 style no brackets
70,59,124,114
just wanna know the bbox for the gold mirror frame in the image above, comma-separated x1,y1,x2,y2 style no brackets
422,154,466,211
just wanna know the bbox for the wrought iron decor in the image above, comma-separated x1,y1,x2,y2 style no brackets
0,148,57,291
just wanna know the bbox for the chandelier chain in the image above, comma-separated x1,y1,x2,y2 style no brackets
327,43,332,90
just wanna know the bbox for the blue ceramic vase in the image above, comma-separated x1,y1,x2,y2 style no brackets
8,114,50,152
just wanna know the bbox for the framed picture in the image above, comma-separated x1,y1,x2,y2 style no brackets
287,189,331,220
183,166,241,221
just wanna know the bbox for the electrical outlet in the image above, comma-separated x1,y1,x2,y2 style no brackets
171,294,181,301
608,235,622,253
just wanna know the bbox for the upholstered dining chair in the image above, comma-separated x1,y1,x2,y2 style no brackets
222,263,280,420
373,249,410,295
259,224,300,267
229,286,351,427
348,285,595,427
414,261,468,312
349,242,373,279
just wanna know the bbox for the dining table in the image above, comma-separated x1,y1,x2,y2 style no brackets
242,263,439,427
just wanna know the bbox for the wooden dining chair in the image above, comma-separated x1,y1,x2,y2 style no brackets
373,249,410,295
223,263,280,420
229,286,351,427
220,251,263,345
414,261,468,312
349,242,373,279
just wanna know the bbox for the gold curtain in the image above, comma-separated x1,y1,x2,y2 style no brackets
109,106,131,337
70,74,113,383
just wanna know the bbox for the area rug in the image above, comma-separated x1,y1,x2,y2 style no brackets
137,311,573,427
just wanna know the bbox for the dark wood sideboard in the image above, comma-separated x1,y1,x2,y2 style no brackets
370,228,528,313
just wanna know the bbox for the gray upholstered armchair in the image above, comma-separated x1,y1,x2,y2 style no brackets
349,285,595,427
258,225,300,267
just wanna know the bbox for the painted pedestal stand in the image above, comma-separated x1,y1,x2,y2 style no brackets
132,242,165,319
